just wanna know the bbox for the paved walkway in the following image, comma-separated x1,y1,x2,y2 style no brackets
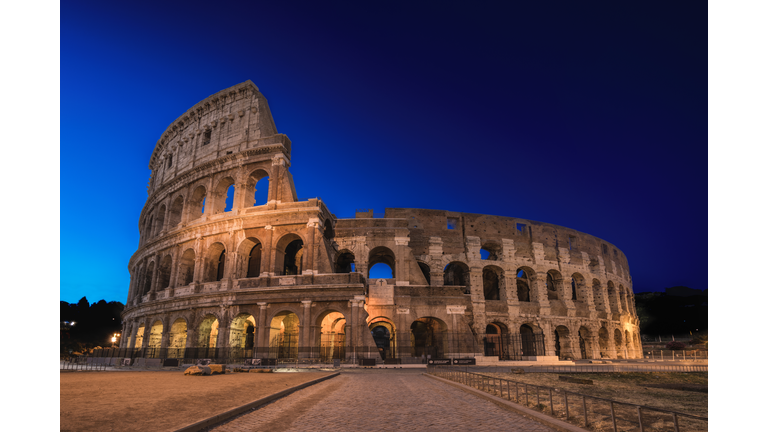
207,369,556,432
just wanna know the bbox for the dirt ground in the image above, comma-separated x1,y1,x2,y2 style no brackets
60,370,333,432
480,372,708,432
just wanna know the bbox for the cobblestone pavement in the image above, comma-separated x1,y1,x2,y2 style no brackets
208,369,557,432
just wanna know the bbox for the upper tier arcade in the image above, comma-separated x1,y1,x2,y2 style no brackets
145,80,291,195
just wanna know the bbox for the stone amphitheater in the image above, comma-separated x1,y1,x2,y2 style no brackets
120,80,641,364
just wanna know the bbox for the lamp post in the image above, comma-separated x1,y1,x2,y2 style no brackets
111,333,120,349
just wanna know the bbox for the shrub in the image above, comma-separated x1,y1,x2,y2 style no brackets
666,341,686,350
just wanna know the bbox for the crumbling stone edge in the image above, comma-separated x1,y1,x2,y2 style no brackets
424,373,589,432
173,372,340,432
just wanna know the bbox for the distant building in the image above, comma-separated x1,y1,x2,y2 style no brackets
121,81,641,363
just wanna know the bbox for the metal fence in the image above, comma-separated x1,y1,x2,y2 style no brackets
60,357,108,371
643,350,707,361
459,364,708,374
428,366,708,432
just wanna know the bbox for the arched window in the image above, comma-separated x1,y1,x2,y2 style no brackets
516,268,531,302
178,249,195,286
168,196,184,228
158,255,172,289
216,250,226,281
188,186,206,221
246,243,262,278
245,169,270,206
483,267,501,300
275,234,304,276
212,177,235,214
480,242,501,260
444,262,469,293
143,262,155,295
368,246,396,279
335,251,355,273
418,262,431,285
154,205,166,236
204,243,226,282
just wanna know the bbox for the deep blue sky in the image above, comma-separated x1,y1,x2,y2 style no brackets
61,1,707,304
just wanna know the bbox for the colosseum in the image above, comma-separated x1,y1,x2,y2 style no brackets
120,80,642,365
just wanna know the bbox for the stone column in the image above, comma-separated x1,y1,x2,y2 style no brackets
300,301,312,358
261,226,274,276
590,334,600,359
542,322,556,357
217,319,229,350
356,296,368,350
160,319,170,350
561,275,576,317
140,324,151,350
233,182,248,211
533,273,551,313
304,220,318,274
349,300,358,361
256,303,268,358
185,326,195,349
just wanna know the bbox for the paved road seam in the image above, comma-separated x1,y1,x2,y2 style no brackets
174,372,340,432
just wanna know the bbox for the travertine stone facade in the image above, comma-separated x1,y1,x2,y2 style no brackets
121,81,641,362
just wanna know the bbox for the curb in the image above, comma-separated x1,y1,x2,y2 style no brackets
424,373,589,432
173,372,340,432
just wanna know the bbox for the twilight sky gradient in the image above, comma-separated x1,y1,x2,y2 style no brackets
61,1,707,304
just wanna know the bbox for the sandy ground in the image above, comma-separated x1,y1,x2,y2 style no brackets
60,370,333,432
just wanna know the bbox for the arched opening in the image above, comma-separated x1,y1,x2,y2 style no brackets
246,243,262,278
483,266,502,300
318,311,346,361
154,205,166,236
269,311,300,359
516,268,532,302
133,324,145,349
369,246,396,279
578,326,592,360
335,250,355,273
188,185,206,221
157,255,172,289
619,285,629,313
229,314,256,349
204,243,226,282
607,281,620,314
245,169,270,206
592,279,604,310
275,234,303,276
212,177,235,214
546,271,560,300
554,325,574,360
323,219,334,240
197,315,219,349
484,322,509,358
178,248,195,286
614,328,624,359
625,329,632,357
480,242,501,260
168,196,184,228
148,320,163,357
598,326,610,358
145,216,154,241
519,324,541,356
142,262,155,296
168,318,187,358
369,318,396,360
410,317,447,360
444,262,469,293
417,262,431,285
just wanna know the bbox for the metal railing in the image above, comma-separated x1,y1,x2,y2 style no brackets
60,357,108,371
428,366,707,432
643,350,708,361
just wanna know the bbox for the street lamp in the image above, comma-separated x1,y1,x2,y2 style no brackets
111,333,120,349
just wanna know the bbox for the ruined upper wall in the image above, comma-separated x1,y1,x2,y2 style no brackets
384,208,630,276
145,80,291,195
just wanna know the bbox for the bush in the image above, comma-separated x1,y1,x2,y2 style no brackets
666,341,686,350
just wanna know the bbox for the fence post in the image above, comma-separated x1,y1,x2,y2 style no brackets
672,413,679,432
507,381,511,401
525,384,529,406
582,396,588,427
565,393,569,420
683,350,686,361
536,386,540,407
516,382,519,401
610,401,617,432
549,388,554,414
637,406,644,432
